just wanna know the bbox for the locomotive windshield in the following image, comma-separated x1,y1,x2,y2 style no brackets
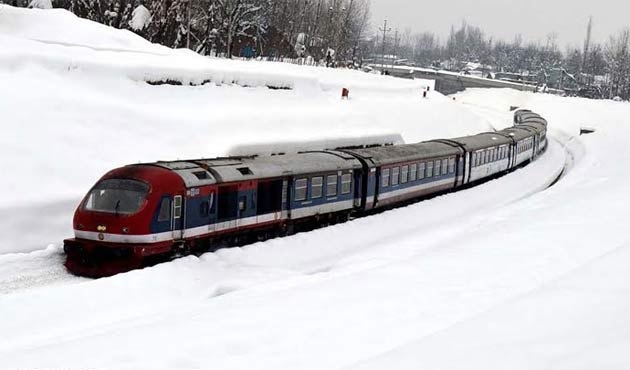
83,179,149,215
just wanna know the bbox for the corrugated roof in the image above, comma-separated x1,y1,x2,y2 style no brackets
147,151,362,186
344,141,460,165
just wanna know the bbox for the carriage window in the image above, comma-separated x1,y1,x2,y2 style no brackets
449,158,456,173
311,176,323,198
326,175,337,197
341,174,352,194
294,178,307,201
441,159,448,174
418,162,425,179
392,167,400,186
410,163,417,181
434,160,441,176
382,168,390,187
426,162,433,177
401,165,409,184
157,197,170,222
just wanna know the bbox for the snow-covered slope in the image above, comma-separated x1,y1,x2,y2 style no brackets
3,6,630,370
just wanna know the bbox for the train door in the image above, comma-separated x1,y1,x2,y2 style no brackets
373,167,382,207
236,181,257,226
282,179,290,219
461,153,469,185
171,195,184,240
353,170,362,208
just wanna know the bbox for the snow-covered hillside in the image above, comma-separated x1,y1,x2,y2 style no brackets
2,6,630,370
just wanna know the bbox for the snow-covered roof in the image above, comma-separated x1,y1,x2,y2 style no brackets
150,151,362,186
345,142,460,165
449,132,513,150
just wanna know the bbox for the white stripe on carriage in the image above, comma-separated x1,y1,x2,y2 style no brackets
291,199,355,219
74,230,173,244
378,177,455,201
74,212,283,244
74,199,354,244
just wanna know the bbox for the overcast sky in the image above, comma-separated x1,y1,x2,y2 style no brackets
370,0,630,48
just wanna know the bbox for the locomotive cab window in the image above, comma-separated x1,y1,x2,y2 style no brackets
84,179,149,215
157,197,170,222
295,178,308,201
341,174,352,194
311,176,323,199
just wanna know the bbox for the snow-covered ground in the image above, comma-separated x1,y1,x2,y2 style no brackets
2,6,630,370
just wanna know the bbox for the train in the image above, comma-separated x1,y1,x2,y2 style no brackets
64,109,548,277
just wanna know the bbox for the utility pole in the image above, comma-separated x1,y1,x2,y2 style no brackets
379,19,391,74
390,28,399,72
582,16,593,84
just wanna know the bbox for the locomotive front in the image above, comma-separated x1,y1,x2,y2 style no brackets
64,165,184,277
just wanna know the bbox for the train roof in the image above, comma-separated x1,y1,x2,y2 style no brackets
497,126,537,141
148,150,361,187
516,112,547,126
518,121,547,132
449,132,513,151
343,141,460,166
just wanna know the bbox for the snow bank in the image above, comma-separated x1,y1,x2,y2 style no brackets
0,6,167,53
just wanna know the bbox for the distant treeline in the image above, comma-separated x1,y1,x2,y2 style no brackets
390,21,630,99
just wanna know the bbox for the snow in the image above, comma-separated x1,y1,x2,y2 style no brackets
27,0,52,9
129,5,151,31
2,6,630,370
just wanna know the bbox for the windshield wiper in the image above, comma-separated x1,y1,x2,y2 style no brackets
114,200,120,216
